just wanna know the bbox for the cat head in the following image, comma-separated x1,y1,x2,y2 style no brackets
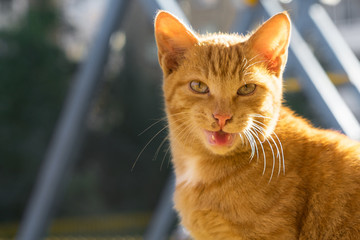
154,11,291,155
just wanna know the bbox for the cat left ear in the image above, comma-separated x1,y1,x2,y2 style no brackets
247,12,291,76
154,11,198,75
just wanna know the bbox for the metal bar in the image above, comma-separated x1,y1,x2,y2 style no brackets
15,0,130,239
259,0,360,140
308,3,360,94
144,174,177,240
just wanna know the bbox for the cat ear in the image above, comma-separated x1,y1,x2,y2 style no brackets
154,11,198,74
247,12,291,75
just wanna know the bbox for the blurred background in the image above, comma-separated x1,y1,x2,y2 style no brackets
0,0,359,239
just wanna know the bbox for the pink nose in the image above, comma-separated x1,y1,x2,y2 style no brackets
213,113,232,128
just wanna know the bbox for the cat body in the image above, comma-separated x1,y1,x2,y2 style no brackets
154,11,360,239
174,108,360,239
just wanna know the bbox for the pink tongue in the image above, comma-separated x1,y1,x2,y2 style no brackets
208,131,234,146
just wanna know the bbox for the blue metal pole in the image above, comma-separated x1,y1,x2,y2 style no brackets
15,0,129,239
259,0,360,140
144,174,177,240
308,3,360,95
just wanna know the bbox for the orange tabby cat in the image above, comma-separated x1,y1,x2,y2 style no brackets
154,10,360,240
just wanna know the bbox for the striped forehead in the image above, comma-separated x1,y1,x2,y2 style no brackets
202,44,246,80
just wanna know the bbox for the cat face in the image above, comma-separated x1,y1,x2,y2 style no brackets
155,11,291,155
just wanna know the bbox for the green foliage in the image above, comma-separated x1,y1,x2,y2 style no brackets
0,2,74,221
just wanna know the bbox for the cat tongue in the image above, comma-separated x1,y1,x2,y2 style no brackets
206,130,235,146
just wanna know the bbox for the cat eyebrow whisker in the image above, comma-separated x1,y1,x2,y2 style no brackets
242,54,260,72
243,59,267,73
240,57,248,73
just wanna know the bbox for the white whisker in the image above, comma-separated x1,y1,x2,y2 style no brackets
268,134,281,177
161,145,171,171
132,124,169,171
138,117,167,136
153,136,169,162
243,130,254,162
249,114,271,119
265,137,276,184
243,59,267,72
273,132,285,175
252,127,267,175
248,128,260,162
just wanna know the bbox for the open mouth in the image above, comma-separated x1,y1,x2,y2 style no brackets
204,130,236,146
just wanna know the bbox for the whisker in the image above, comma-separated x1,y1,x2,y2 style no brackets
252,123,266,144
243,59,267,72
161,145,171,171
248,128,260,162
252,127,267,175
139,112,190,136
244,129,255,162
240,56,248,72
252,122,276,180
238,133,245,146
243,54,260,70
138,117,167,136
249,114,271,119
173,120,195,144
252,119,285,176
163,121,198,170
268,134,281,177
153,136,169,162
132,124,169,171
265,137,276,184
273,132,285,175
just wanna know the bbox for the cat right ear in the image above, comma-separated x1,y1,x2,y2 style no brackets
154,11,198,75
247,12,291,76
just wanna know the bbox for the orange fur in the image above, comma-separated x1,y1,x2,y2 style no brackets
154,11,360,239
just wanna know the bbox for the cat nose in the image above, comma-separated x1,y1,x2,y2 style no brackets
213,113,232,128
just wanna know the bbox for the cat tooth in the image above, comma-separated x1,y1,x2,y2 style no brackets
227,135,231,141
212,135,216,141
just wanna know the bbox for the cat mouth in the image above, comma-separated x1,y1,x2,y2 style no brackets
204,130,236,147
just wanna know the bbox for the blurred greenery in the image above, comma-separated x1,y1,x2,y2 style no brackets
0,1,73,221
0,0,170,234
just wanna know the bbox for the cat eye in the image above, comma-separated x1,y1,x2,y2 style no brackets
237,84,256,96
189,80,209,94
